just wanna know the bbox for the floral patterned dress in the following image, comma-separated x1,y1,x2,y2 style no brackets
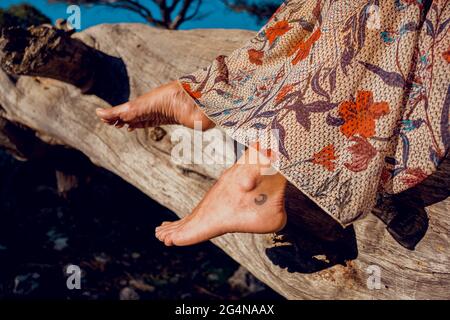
179,0,450,226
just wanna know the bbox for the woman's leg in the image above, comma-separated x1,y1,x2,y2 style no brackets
156,146,287,246
96,81,288,246
95,80,215,131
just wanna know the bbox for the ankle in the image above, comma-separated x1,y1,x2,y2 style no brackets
238,145,274,173
235,164,261,192
234,149,285,192
172,80,215,131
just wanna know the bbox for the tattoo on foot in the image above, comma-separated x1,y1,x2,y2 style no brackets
254,194,268,205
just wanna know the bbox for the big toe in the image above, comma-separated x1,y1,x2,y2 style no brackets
157,227,178,246
96,103,129,122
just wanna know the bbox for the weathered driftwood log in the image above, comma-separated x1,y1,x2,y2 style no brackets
0,26,94,91
0,24,448,299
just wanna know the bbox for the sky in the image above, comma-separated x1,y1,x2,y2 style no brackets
0,0,270,30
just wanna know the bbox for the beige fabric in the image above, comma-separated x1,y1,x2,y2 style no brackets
179,0,450,225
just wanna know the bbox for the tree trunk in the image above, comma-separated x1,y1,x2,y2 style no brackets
0,23,448,300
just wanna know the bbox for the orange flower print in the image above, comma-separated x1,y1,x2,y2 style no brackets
288,29,321,65
181,82,202,99
275,84,294,103
443,47,450,63
338,90,390,139
266,20,292,45
248,49,264,65
312,144,337,171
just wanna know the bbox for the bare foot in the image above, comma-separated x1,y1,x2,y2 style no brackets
155,147,288,246
95,80,215,131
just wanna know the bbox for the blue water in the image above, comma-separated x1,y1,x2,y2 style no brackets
0,0,271,30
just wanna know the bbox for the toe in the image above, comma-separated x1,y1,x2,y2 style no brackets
157,226,171,241
156,222,176,237
156,221,177,232
159,219,185,229
158,228,174,246
169,228,197,247
158,222,183,236
156,225,171,238
169,232,182,246
155,230,163,241
164,233,174,246
156,227,173,243
96,108,116,121
96,103,129,122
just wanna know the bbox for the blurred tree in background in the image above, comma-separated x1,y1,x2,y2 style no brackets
49,0,282,29
0,4,50,30
222,0,281,23
50,0,205,29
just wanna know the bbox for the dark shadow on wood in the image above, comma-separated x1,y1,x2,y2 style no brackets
373,155,449,250
0,26,130,106
266,183,358,273
268,154,448,273
87,50,130,106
